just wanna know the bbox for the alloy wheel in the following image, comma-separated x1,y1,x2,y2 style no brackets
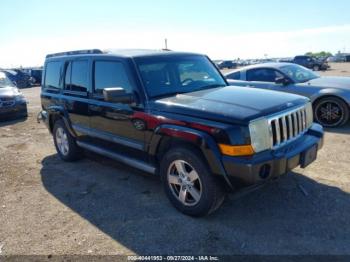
315,100,343,127
167,160,202,206
55,127,69,156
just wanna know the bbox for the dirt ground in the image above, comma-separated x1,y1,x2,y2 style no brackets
0,63,350,256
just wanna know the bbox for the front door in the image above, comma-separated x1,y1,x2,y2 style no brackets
245,68,281,90
88,59,145,152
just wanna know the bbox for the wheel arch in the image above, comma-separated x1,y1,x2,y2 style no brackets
312,94,350,111
47,106,76,137
150,124,233,189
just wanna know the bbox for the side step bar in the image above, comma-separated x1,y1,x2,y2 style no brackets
76,141,156,175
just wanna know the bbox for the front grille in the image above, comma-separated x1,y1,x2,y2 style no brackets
0,97,15,107
0,96,14,102
268,106,309,148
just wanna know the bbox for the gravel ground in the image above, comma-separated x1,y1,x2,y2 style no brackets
0,63,350,256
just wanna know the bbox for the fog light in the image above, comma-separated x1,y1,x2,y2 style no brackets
259,164,271,179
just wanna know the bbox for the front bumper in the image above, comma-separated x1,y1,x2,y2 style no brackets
0,102,28,120
222,123,324,185
321,64,330,70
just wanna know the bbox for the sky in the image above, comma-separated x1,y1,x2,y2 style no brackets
1,0,350,67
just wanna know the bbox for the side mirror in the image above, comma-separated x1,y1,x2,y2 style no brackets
275,76,291,86
103,87,134,104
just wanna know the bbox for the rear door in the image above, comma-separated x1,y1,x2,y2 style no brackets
62,59,91,138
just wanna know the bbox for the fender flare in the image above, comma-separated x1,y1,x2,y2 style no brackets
311,89,350,103
150,124,233,189
46,105,77,137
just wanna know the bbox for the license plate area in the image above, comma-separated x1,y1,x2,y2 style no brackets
300,145,318,168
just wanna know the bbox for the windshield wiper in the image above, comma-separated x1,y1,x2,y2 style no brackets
298,76,319,83
151,91,188,99
150,84,226,99
201,84,226,89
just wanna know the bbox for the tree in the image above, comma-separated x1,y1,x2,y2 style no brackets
305,51,333,58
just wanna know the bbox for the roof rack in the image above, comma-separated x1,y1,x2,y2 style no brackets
46,49,103,58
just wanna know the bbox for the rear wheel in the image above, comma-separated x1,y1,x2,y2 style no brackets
313,65,320,71
53,120,82,161
160,147,225,217
314,97,349,127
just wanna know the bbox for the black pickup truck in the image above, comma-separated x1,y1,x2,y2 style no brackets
38,49,324,216
292,55,330,71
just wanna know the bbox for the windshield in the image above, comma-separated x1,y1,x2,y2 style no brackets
136,55,227,98
280,64,319,83
0,72,15,88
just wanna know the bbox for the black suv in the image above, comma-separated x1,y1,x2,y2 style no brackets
292,55,329,71
39,49,324,216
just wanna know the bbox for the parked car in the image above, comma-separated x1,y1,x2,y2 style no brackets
30,69,43,85
0,71,28,120
38,49,323,217
328,54,350,63
22,68,43,85
327,56,345,63
291,55,329,71
1,69,32,88
216,60,237,69
225,63,350,127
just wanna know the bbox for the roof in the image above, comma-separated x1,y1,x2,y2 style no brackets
45,49,202,60
105,49,200,58
1,69,17,75
224,62,296,75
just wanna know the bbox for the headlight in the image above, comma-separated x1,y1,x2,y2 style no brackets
15,95,26,102
305,102,313,128
249,118,271,153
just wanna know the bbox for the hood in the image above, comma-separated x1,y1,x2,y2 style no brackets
151,86,308,124
0,86,19,97
307,76,350,90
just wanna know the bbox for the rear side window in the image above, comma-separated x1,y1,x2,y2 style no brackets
94,61,133,94
44,61,62,89
65,60,89,92
226,71,241,80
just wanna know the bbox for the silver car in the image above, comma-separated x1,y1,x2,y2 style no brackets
225,63,350,127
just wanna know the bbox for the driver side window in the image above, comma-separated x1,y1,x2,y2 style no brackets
246,68,283,83
94,61,133,94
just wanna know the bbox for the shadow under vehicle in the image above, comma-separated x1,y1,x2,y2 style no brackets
40,152,350,255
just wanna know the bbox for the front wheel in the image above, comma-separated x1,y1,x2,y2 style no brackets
160,147,225,217
313,65,320,71
314,97,349,127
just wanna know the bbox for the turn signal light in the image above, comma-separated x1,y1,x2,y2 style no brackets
218,144,255,156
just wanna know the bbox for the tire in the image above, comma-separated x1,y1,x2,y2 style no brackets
53,120,82,161
314,97,349,127
160,146,225,217
313,65,320,71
